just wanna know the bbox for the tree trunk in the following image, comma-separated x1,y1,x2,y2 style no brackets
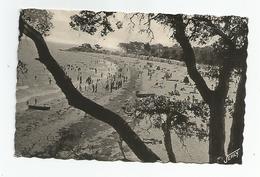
208,93,226,163
208,62,231,163
174,15,227,163
173,14,246,164
227,69,246,164
173,15,213,104
162,116,177,163
19,17,160,162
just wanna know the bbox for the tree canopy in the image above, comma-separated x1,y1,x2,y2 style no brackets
20,9,54,36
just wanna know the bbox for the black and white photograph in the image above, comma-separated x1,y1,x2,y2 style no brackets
15,9,248,164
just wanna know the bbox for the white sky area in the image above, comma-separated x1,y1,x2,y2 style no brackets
45,10,175,49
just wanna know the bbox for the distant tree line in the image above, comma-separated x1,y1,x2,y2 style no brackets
118,41,219,65
64,43,102,52
63,40,219,66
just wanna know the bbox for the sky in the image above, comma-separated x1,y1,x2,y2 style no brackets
45,10,175,49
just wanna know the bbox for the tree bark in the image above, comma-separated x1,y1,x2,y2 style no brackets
174,15,213,104
208,93,226,163
162,116,177,163
208,63,231,163
19,17,160,162
227,68,246,164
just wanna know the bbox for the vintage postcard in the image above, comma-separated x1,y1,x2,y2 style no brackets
16,9,248,164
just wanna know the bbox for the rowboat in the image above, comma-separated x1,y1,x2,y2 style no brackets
28,105,50,110
136,91,155,98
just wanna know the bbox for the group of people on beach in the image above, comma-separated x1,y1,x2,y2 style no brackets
59,59,131,94
105,72,128,92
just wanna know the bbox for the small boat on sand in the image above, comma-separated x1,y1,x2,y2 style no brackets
136,91,155,98
28,105,50,111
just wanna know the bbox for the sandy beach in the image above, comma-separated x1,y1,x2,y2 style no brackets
15,39,240,163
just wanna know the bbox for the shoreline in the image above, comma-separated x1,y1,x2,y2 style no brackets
16,55,119,111
16,45,239,162
15,54,133,158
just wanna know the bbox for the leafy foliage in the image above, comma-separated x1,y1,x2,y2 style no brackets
17,60,28,79
153,14,248,67
19,9,53,80
192,15,248,50
21,9,54,36
152,14,248,49
124,95,209,142
70,11,122,37
70,11,248,66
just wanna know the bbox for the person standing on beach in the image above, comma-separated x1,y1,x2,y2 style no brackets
110,79,114,93
174,83,177,92
192,95,195,103
187,96,190,102
79,84,82,91
79,75,82,84
105,79,109,91
95,79,98,93
92,80,95,93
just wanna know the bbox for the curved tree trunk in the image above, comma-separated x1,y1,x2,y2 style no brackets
174,15,213,104
227,69,246,164
19,17,160,162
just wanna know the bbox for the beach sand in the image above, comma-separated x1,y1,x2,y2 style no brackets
15,39,239,163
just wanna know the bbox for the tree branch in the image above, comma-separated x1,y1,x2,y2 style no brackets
173,15,213,104
19,16,160,162
193,16,236,50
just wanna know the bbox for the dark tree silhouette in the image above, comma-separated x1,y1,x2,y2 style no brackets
18,9,54,80
70,11,248,163
20,9,53,37
156,14,247,163
128,96,209,163
190,15,248,164
19,12,160,162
